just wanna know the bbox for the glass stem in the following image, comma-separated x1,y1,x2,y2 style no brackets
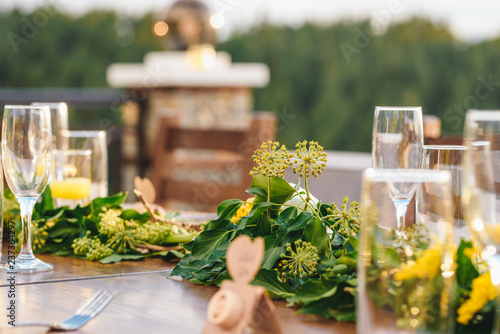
394,201,409,231
17,197,38,261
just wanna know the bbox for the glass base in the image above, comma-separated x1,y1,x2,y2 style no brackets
1,256,54,273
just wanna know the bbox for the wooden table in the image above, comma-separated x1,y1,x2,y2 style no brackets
0,253,356,333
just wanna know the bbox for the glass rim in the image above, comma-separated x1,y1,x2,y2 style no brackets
363,168,451,183
31,102,68,109
53,149,92,156
424,144,467,151
4,104,50,110
60,130,106,138
466,109,500,121
375,106,422,111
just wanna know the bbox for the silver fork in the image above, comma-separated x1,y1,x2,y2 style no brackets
16,289,117,331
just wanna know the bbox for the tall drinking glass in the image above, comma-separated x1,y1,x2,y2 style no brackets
31,102,68,148
358,168,455,334
425,145,469,243
372,106,424,232
463,110,500,333
0,105,53,273
59,130,108,199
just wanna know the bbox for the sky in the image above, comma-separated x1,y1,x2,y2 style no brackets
1,0,500,42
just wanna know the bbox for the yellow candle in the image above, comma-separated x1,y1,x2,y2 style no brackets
50,177,91,200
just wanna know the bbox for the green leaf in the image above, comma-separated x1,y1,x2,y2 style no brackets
347,236,359,251
251,174,295,205
456,240,479,288
261,246,285,270
252,268,294,299
288,277,338,305
216,199,243,218
304,217,330,256
99,254,146,263
249,215,272,237
246,186,268,198
120,209,151,222
275,211,314,246
190,229,231,262
90,192,128,216
35,187,55,216
159,250,184,261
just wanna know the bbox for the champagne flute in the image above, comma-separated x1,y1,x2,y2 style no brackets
463,110,500,332
0,105,53,273
372,106,424,231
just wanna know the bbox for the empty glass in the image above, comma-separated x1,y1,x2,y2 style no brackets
31,102,69,149
358,168,455,334
59,130,108,199
372,106,424,233
425,145,468,243
0,105,53,273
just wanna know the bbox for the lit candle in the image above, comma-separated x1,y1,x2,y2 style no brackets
50,177,91,200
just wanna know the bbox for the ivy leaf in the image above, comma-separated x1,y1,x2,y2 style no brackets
90,192,128,216
275,211,314,246
261,246,285,270
252,268,294,299
99,254,146,264
287,277,338,305
190,229,232,262
35,187,55,216
304,217,330,256
456,240,479,288
251,174,295,205
216,199,242,218
246,186,267,198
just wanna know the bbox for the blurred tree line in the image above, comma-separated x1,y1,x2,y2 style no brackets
1,7,500,152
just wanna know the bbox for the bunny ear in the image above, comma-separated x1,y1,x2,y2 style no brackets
134,176,157,204
226,235,265,284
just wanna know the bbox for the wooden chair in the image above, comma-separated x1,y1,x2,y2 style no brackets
151,112,278,211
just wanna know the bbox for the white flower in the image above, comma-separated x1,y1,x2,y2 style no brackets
285,183,319,213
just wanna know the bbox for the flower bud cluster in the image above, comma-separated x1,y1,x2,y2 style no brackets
329,196,360,237
32,222,49,251
291,140,327,178
72,231,113,261
250,141,292,178
277,240,320,283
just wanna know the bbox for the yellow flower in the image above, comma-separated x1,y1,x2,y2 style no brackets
457,272,497,325
230,198,254,224
394,248,442,281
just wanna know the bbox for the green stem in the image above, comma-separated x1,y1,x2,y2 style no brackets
267,176,271,203
304,176,311,209
267,176,271,217
293,189,319,218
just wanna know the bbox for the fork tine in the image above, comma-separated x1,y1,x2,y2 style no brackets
78,291,116,317
73,290,107,315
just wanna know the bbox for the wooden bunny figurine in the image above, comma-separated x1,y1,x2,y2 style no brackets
203,235,283,334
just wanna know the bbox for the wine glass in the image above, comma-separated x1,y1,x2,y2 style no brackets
463,109,500,332
0,105,53,273
372,106,424,232
357,168,455,334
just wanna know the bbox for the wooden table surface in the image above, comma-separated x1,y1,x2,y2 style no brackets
0,252,356,334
